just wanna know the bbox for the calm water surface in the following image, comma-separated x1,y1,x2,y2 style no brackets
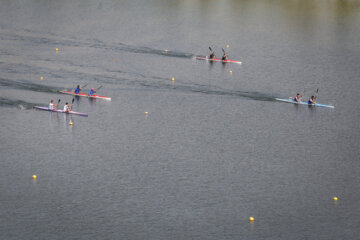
1,0,360,239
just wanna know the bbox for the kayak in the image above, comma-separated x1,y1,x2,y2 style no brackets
33,106,88,117
196,56,242,64
59,90,111,101
275,98,334,109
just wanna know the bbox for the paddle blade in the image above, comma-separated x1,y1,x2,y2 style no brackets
72,98,75,104
58,99,61,104
209,47,212,51
81,83,88,89
96,85,103,91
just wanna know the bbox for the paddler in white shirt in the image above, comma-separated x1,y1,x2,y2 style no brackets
49,100,58,110
63,102,72,112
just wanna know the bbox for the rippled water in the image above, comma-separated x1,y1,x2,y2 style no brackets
1,0,360,239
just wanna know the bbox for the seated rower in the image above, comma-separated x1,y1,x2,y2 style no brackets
308,96,316,105
222,53,227,61
293,93,302,102
63,102,71,112
74,85,81,94
49,100,58,110
209,51,215,59
89,88,96,96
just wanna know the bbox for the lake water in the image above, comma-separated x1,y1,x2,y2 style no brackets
1,0,360,239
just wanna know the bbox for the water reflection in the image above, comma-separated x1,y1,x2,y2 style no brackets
88,97,97,106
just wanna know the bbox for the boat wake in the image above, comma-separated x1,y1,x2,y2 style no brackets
0,78,61,93
125,76,275,102
1,29,194,59
0,97,39,110
88,41,194,58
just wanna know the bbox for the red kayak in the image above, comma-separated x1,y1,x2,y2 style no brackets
59,90,111,101
196,56,242,64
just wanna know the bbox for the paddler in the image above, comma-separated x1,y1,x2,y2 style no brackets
74,85,81,94
308,95,317,105
222,52,228,61
63,102,71,112
89,88,96,96
209,50,215,59
49,100,58,110
293,93,302,102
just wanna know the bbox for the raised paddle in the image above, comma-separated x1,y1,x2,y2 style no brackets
81,83,88,89
222,48,228,60
313,88,319,99
69,97,75,111
54,99,60,110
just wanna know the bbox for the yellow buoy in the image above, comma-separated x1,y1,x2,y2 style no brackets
226,45,230,48
69,121,73,126
249,217,254,222
171,77,175,81
145,112,148,115
229,70,232,74
164,49,168,52
40,76,44,80
32,175,37,180
55,48,59,52
333,197,338,201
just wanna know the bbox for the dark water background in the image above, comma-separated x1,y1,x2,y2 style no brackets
1,0,360,239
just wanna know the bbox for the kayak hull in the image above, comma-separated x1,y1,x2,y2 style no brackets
33,106,88,117
59,90,111,101
275,98,334,109
196,56,242,64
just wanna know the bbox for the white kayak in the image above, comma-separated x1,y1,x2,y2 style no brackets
196,56,242,64
33,106,88,117
275,98,334,109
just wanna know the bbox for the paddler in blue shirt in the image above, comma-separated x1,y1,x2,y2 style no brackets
74,85,81,94
308,95,317,105
293,93,302,102
89,88,96,96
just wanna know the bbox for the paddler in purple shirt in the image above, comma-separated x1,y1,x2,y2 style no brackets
308,95,317,105
293,93,302,103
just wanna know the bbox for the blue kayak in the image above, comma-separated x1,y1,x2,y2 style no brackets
275,98,334,109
